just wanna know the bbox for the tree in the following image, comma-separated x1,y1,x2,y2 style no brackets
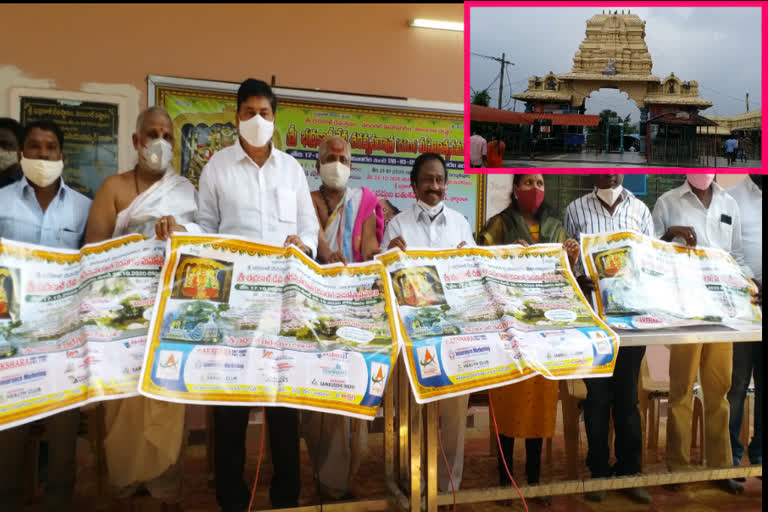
471,90,491,107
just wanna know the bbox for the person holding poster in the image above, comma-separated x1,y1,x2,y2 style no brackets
563,174,654,504
478,174,579,504
303,135,383,500
726,174,762,479
157,78,319,511
312,135,384,265
653,174,754,495
0,119,91,511
84,106,197,508
380,152,475,493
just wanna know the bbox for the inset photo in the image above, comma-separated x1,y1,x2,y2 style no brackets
467,4,762,169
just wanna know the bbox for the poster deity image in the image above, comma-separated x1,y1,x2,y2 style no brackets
0,236,164,430
376,244,619,403
139,234,399,420
581,231,762,330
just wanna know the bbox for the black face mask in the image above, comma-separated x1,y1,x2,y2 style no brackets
749,174,762,188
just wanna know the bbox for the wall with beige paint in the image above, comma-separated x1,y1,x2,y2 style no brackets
0,4,463,114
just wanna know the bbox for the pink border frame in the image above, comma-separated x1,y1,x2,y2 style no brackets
464,1,767,174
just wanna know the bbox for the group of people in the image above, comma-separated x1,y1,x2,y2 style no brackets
0,76,762,512
724,134,750,165
469,130,505,168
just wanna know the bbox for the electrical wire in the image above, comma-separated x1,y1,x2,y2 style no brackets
436,401,457,512
489,391,529,512
247,407,267,512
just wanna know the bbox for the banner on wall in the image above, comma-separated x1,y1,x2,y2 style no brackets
139,234,399,420
0,236,163,431
375,244,619,404
581,231,762,330
154,84,484,233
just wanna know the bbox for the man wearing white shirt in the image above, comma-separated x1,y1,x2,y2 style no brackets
159,78,319,511
381,153,474,493
725,174,762,477
653,174,755,495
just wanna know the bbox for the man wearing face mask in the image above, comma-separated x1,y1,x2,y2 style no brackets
312,135,384,265
0,119,91,512
0,118,23,188
653,174,756,495
83,106,196,509
725,174,762,482
563,174,654,504
381,153,475,494
303,135,382,500
156,78,319,511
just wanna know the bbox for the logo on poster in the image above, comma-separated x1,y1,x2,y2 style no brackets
369,362,389,397
156,350,184,380
416,346,441,379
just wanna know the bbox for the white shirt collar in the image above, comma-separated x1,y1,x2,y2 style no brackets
412,202,447,224
233,139,276,168
678,179,724,200
20,175,67,199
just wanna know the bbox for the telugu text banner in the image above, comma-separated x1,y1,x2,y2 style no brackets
139,234,399,420
376,244,619,404
581,231,761,331
0,236,163,431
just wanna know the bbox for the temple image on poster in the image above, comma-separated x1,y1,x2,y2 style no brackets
389,266,447,308
0,267,20,320
180,123,237,184
171,255,233,303
592,246,639,315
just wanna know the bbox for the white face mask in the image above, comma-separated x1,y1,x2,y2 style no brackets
0,149,19,171
319,161,350,189
595,185,623,206
21,156,64,187
141,138,173,172
417,199,444,218
238,113,274,148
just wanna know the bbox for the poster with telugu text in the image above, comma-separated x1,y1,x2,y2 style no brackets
376,244,619,404
156,86,481,232
139,234,399,420
0,235,164,431
581,231,762,330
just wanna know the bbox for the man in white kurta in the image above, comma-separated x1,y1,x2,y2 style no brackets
380,153,475,493
85,106,197,504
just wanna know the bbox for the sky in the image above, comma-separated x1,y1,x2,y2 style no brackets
469,6,761,124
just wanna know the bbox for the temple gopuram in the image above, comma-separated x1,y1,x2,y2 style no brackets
511,11,717,163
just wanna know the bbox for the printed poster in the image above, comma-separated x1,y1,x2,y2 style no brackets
139,234,399,420
581,231,762,330
0,235,164,430
376,244,619,403
156,86,483,232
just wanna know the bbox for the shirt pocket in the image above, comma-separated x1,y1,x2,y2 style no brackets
709,212,733,251
59,227,82,248
276,189,297,224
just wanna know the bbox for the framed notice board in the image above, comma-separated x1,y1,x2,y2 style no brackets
148,75,485,234
11,88,132,198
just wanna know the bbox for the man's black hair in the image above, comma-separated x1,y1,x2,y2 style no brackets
0,118,23,143
410,153,447,186
237,78,277,114
22,120,64,149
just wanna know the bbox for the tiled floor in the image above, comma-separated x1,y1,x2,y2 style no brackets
33,405,762,511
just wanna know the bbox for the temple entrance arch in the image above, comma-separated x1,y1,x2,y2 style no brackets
512,12,713,163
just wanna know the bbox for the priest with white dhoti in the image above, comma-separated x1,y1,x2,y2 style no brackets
84,106,197,509
305,136,384,500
